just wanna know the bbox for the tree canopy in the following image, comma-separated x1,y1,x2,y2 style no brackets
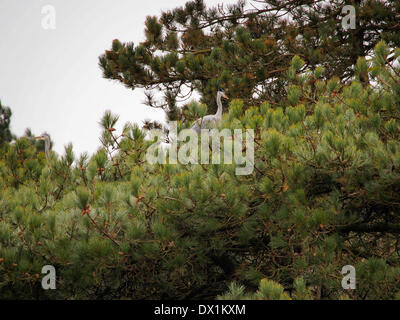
99,0,400,120
1,41,400,299
1,0,400,300
0,100,13,145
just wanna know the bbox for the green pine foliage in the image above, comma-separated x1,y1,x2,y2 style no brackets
1,42,400,299
0,100,13,145
99,0,400,119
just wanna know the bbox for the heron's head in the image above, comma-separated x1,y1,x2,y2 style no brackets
33,133,50,141
218,88,228,100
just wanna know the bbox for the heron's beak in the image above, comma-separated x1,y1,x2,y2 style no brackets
222,93,228,99
33,136,44,140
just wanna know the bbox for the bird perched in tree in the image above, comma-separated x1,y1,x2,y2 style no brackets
191,89,228,133
34,133,51,160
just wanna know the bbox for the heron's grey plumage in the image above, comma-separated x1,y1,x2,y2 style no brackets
34,133,51,160
191,90,228,133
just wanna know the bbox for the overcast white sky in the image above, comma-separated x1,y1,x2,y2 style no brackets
0,0,236,156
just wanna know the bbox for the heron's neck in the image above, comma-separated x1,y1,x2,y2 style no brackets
44,139,50,160
215,93,223,118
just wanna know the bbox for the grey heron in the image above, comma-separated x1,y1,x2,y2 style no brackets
191,89,228,133
33,133,51,160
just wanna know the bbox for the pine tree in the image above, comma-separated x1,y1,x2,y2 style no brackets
1,42,400,299
0,100,13,144
99,0,400,120
2,0,400,300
